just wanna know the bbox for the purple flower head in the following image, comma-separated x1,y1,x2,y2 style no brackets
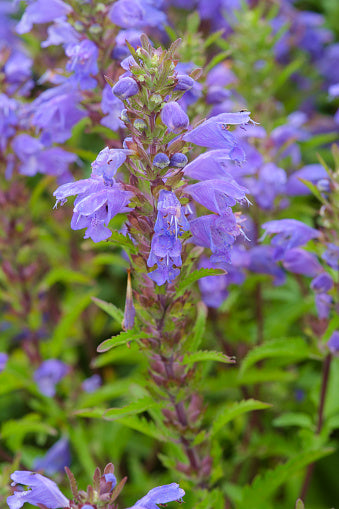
282,248,322,277
322,243,339,270
7,471,69,509
113,77,139,100
328,331,339,354
32,85,85,145
329,83,339,97
261,219,320,261
16,0,72,34
66,39,99,90
101,85,124,131
286,164,328,196
0,352,8,372
174,74,195,92
170,153,188,168
112,29,142,60
310,273,333,293
185,178,249,214
184,149,234,181
127,483,185,509
103,473,117,491
91,147,130,180
198,258,228,308
153,153,170,169
82,374,102,393
315,293,332,320
4,50,33,96
33,359,69,397
161,102,189,133
155,190,190,237
33,437,71,475
0,93,18,152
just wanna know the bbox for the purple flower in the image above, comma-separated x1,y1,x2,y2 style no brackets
101,85,124,131
4,51,33,96
127,483,185,509
82,374,102,393
42,20,79,48
54,147,133,242
33,359,69,397
108,0,166,29
282,248,322,277
328,331,339,354
310,273,333,293
7,471,69,509
261,219,320,261
113,77,139,100
185,178,248,214
322,243,339,269
33,438,71,475
184,149,234,181
315,293,332,320
198,258,228,308
32,84,85,145
16,0,72,34
246,163,286,210
0,93,17,152
147,191,189,285
190,210,241,265
329,83,339,97
248,246,286,285
66,39,99,90
12,134,76,179
0,352,8,372
286,164,328,196
161,102,189,133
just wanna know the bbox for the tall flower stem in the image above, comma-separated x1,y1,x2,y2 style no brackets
299,353,332,500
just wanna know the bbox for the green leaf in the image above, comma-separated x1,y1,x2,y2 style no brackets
117,415,167,441
238,448,333,508
273,412,313,429
204,29,225,48
211,399,271,437
240,337,311,375
73,408,107,418
92,297,124,324
105,397,157,419
182,350,235,366
298,178,327,204
108,232,138,253
40,268,92,289
1,414,56,451
176,268,225,297
205,50,231,72
97,330,151,352
185,302,208,352
68,423,96,477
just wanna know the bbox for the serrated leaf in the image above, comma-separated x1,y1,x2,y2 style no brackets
97,330,151,352
92,297,124,324
240,337,310,375
211,400,271,437
116,415,167,441
73,407,107,418
176,268,225,297
273,412,313,429
238,448,333,508
182,350,235,366
105,397,158,419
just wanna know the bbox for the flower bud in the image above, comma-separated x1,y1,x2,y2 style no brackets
317,178,331,193
120,109,129,122
170,152,188,168
89,24,102,35
328,331,339,354
174,74,195,91
153,153,170,169
112,77,139,100
310,272,333,293
133,118,147,131
161,101,189,133
123,136,134,149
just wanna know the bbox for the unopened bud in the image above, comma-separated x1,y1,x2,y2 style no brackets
170,152,188,168
174,74,195,91
153,153,170,169
161,101,189,133
89,24,102,35
317,178,331,193
120,109,129,123
133,118,147,131
112,77,139,100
